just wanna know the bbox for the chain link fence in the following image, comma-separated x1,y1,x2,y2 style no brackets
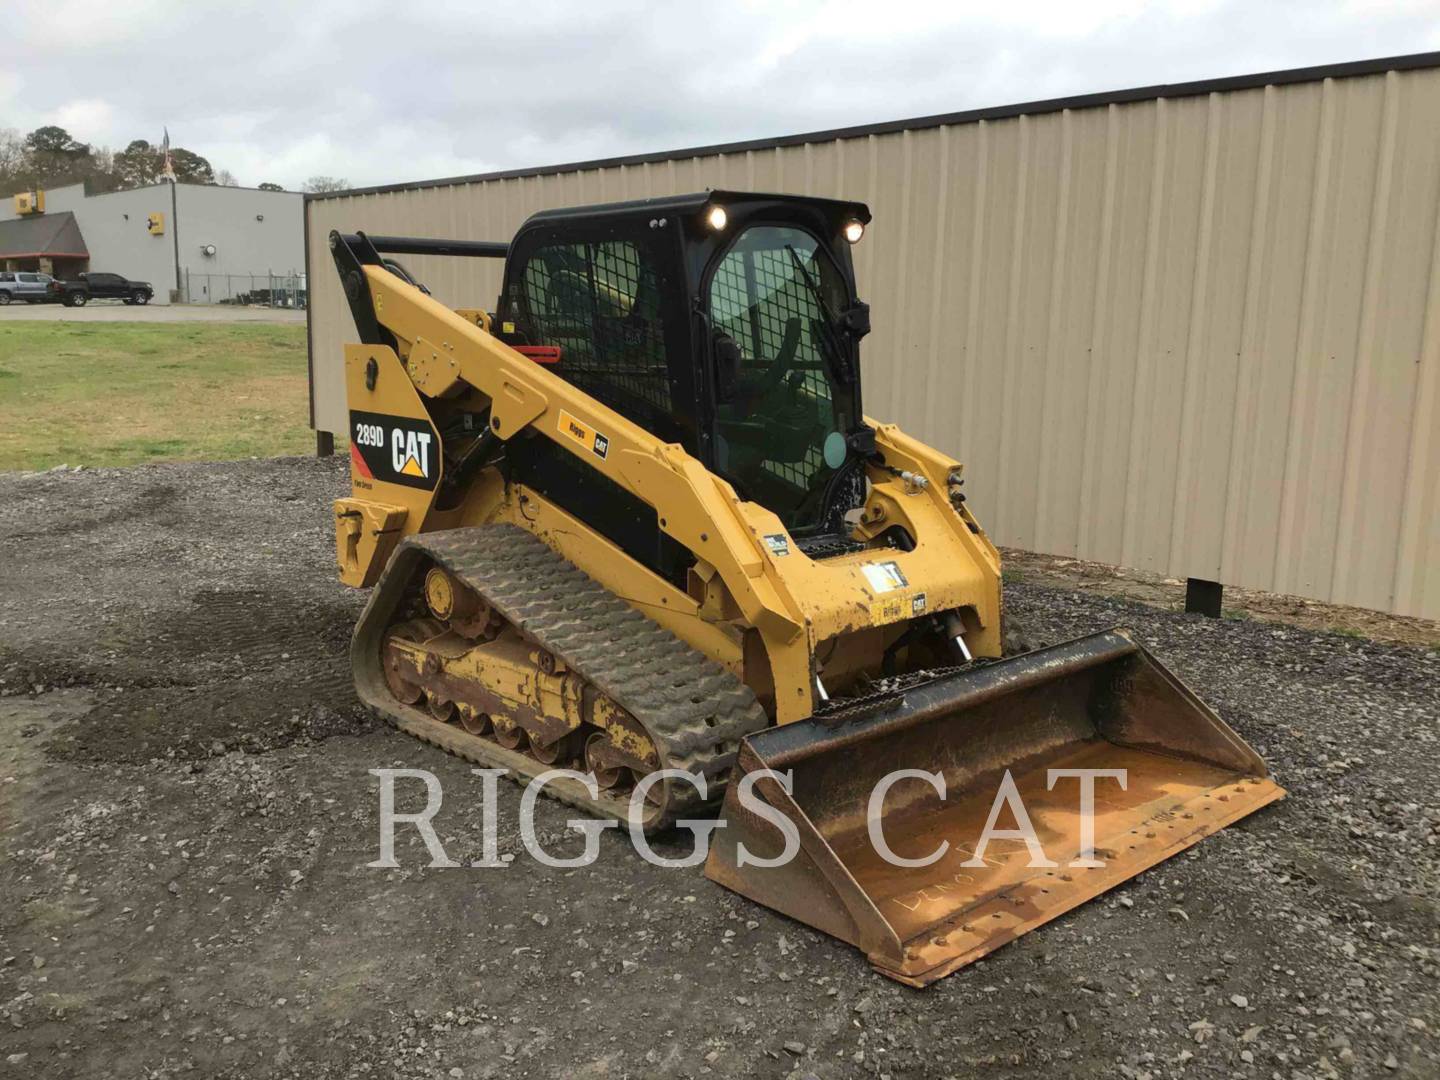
182,271,307,308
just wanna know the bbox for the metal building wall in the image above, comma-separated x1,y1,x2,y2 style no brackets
34,183,181,301
306,57,1440,620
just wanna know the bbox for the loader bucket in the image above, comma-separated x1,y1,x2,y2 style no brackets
705,628,1284,986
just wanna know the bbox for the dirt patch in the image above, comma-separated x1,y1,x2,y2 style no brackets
0,456,1436,1079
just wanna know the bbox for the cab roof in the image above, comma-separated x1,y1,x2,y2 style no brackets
519,190,872,230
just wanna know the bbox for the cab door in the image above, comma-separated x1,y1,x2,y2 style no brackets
496,218,700,586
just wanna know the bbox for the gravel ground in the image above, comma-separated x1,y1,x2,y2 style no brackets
0,456,1435,1080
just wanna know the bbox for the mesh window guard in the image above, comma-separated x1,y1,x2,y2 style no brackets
520,240,672,419
711,236,834,492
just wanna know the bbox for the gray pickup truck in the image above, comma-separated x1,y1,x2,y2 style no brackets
0,270,57,304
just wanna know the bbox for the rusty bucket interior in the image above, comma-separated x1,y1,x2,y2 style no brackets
705,628,1285,987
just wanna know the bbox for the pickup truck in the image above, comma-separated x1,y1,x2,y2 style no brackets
50,271,156,307
0,271,56,304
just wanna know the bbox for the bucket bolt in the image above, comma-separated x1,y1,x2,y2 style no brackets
947,466,966,512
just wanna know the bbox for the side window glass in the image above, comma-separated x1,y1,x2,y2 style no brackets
518,239,672,421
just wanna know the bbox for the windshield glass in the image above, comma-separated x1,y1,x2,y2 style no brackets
708,225,858,530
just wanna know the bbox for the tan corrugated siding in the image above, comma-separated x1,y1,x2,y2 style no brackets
306,63,1440,619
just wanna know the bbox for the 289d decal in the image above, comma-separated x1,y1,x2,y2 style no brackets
349,410,441,490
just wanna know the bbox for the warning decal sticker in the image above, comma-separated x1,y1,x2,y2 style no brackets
861,561,909,594
763,534,790,557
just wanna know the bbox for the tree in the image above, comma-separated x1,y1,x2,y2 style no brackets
108,139,215,187
85,146,121,193
258,182,285,192
303,175,349,193
0,128,25,190
215,169,238,187
0,126,234,194
24,125,88,155
22,125,95,187
113,139,160,188
169,148,214,185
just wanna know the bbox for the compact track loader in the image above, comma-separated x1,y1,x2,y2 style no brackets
329,191,1283,985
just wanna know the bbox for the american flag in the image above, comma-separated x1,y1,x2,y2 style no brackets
160,127,176,182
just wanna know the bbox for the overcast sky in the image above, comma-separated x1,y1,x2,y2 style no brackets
4,0,1439,191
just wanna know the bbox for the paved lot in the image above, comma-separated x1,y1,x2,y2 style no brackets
0,456,1435,1079
0,303,305,324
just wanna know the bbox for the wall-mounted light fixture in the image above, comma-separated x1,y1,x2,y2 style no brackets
200,243,217,257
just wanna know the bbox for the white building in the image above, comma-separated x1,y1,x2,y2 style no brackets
0,181,303,304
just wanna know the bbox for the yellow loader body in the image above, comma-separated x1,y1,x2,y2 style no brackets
326,193,1283,985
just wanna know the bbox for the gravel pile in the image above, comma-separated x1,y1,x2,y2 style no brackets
0,456,1435,1079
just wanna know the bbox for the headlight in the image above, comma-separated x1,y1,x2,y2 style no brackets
705,204,728,231
843,219,865,244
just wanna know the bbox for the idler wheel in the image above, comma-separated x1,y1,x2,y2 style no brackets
585,732,626,790
456,704,492,735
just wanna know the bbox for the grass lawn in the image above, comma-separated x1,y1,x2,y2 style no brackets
0,321,311,471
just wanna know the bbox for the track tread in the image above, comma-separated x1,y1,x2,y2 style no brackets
352,524,769,829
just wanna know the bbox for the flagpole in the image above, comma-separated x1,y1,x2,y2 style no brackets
164,127,181,303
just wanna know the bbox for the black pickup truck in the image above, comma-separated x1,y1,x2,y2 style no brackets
50,271,156,307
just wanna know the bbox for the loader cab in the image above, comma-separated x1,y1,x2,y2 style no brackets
497,191,874,565
687,195,872,537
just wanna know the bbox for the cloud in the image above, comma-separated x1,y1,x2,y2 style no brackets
3,0,1437,189
50,99,116,143
0,70,21,112
12,0,170,50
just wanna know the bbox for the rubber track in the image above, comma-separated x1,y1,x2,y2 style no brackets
353,523,769,830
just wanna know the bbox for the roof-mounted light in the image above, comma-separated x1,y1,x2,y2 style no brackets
704,204,728,231
843,219,865,244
